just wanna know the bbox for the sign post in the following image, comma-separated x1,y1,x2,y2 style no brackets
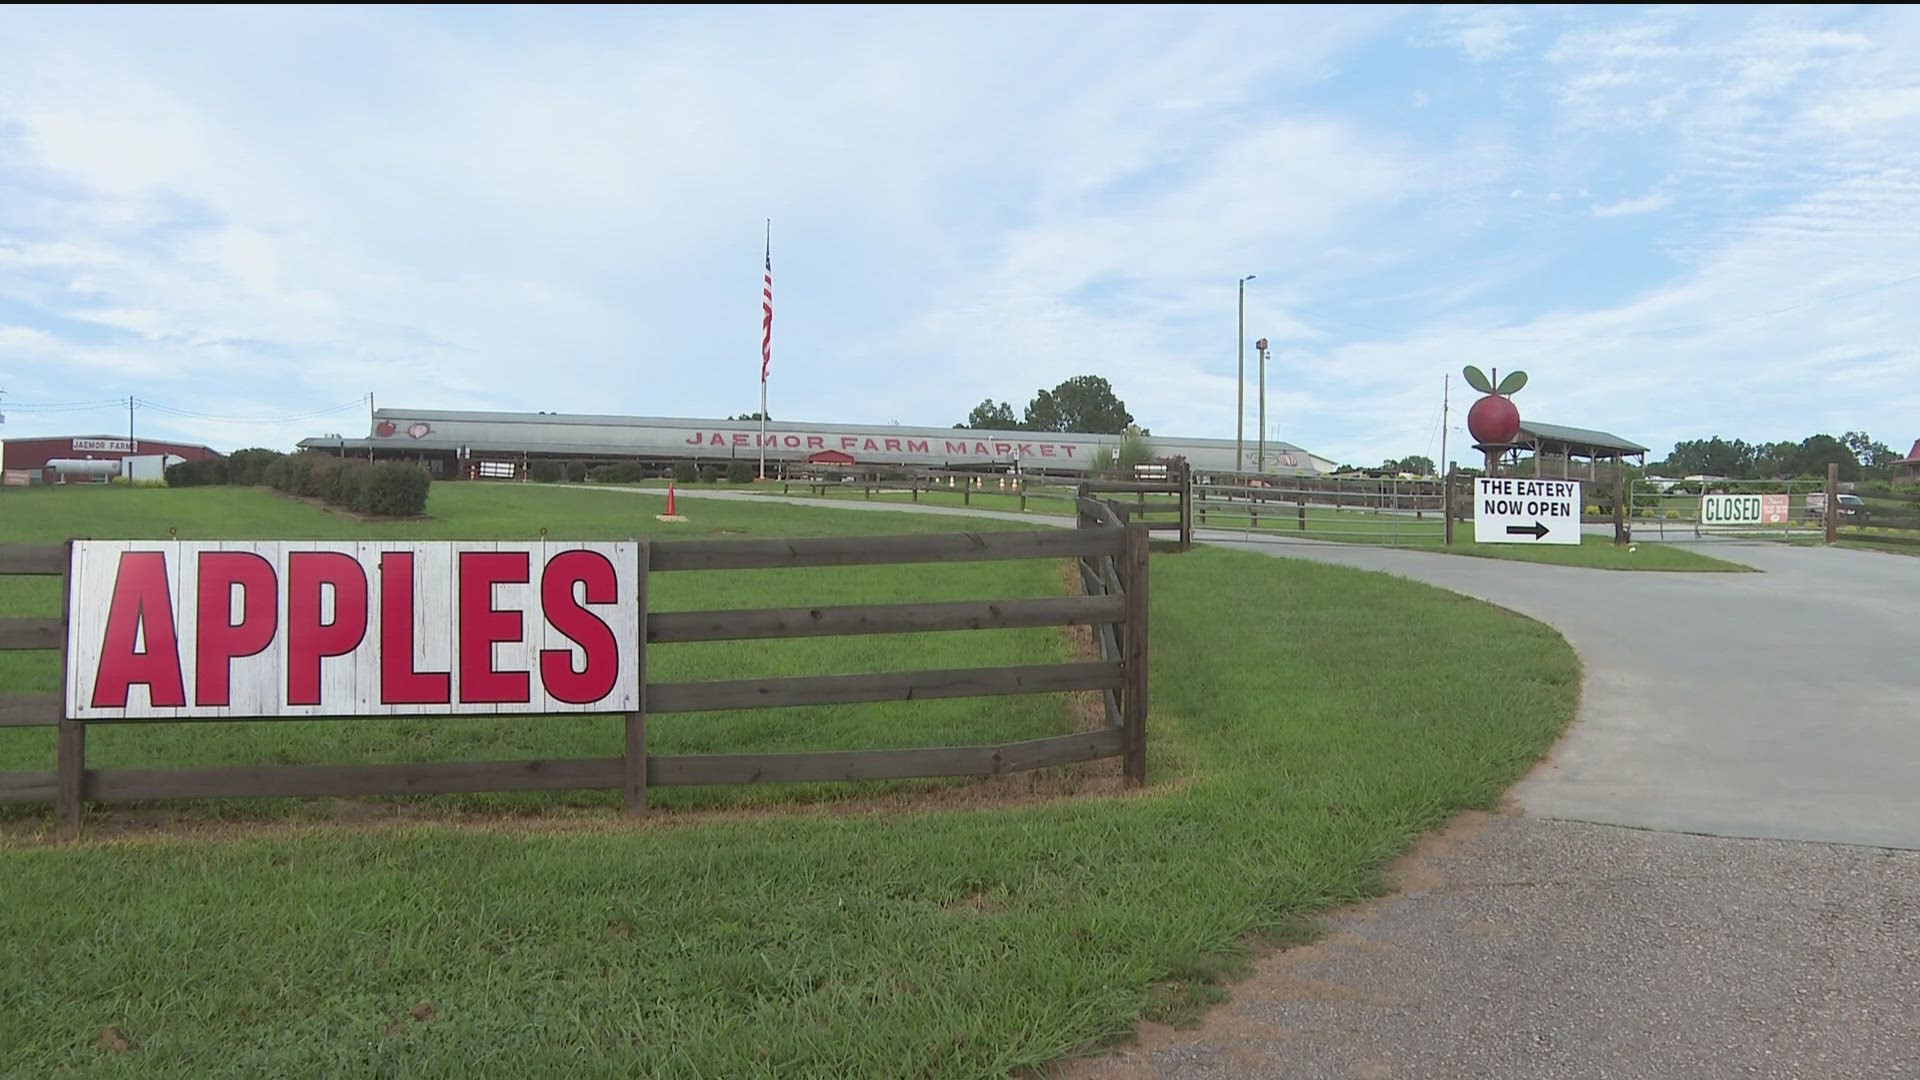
1473,477,1582,546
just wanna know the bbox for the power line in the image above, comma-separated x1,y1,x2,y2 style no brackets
133,395,371,424
0,397,127,413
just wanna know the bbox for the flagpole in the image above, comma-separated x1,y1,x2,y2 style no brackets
759,219,770,481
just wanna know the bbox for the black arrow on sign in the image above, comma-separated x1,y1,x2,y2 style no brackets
1506,521,1550,540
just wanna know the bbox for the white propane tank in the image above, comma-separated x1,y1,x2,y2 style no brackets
46,458,122,483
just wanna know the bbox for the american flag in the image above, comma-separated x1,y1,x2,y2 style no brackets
760,232,773,383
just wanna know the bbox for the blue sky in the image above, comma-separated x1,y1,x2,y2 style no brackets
3,5,1919,467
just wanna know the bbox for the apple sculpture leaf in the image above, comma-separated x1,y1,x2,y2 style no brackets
1465,365,1526,445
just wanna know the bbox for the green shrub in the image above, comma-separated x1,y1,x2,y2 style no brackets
671,461,699,484
261,452,428,516
587,462,648,484
366,461,431,515
698,464,724,483
165,458,229,487
224,449,282,486
527,460,570,484
726,460,755,484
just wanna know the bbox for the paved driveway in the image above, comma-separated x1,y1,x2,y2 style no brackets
1066,534,1920,1079
1202,535,1920,850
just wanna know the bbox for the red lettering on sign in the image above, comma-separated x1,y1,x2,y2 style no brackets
458,551,530,704
707,432,725,445
973,442,990,456
685,432,703,445
784,435,801,448
884,438,902,452
286,552,370,707
841,436,858,450
194,552,277,707
864,438,881,452
378,551,450,705
1039,444,1057,457
993,442,1012,455
1062,446,1077,458
90,550,187,709
539,551,619,705
907,439,929,453
946,440,969,454
1017,443,1034,456
807,436,825,450
732,433,749,446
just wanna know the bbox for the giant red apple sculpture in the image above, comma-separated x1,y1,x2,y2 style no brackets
1464,365,1526,445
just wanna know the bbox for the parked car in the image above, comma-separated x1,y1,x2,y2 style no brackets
1805,492,1864,519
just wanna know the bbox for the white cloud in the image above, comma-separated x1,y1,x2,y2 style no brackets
1592,191,1673,217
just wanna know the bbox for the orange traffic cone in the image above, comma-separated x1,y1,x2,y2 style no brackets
656,481,687,522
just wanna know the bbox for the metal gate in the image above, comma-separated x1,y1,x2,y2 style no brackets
1628,478,1824,541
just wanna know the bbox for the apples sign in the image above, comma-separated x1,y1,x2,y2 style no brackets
1463,365,1527,445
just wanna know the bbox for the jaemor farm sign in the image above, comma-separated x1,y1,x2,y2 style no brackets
66,542,640,719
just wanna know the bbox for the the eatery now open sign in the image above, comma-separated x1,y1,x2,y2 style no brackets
65,541,640,720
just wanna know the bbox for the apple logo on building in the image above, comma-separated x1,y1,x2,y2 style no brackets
406,423,432,439
375,420,397,438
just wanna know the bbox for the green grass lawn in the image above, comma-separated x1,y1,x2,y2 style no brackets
0,483,1579,1078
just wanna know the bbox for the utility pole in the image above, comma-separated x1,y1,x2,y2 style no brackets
1255,337,1270,473
1440,373,1449,476
1236,274,1255,472
127,396,135,453
368,392,375,462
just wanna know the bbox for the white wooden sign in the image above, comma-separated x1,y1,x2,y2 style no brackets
66,541,640,720
1473,477,1582,545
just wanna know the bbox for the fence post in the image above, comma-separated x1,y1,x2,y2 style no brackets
1826,462,1839,544
1613,469,1627,544
1179,463,1193,549
1121,524,1149,784
623,541,651,818
56,539,84,840
1444,471,1456,546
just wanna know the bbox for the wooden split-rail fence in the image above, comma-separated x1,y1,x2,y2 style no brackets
0,521,1149,837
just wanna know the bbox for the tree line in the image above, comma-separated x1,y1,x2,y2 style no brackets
956,376,1142,435
1651,432,1906,482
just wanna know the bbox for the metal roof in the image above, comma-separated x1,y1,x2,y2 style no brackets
298,409,1326,461
1515,421,1648,455
336,408,1318,456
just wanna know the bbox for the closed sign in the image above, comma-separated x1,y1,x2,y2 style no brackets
1701,494,1790,526
1701,494,1763,524
66,541,640,719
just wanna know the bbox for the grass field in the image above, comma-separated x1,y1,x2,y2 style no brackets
0,484,1579,1078
689,482,1748,570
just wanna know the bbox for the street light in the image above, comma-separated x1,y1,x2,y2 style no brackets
1237,275,1255,472
1255,337,1270,472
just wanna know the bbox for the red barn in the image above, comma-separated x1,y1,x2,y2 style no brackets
1,435,221,485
